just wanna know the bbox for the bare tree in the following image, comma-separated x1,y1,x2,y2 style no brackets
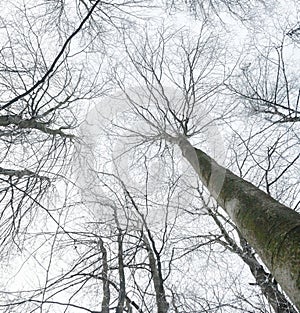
110,23,300,311
0,0,113,252
226,41,300,124
1,1,300,313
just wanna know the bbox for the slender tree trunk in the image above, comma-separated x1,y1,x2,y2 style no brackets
113,208,126,313
178,138,300,311
116,231,126,313
143,234,169,313
99,239,110,313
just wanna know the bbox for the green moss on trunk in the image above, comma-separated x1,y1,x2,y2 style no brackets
182,143,300,310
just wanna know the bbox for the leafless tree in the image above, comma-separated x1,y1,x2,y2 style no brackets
226,41,300,124
0,0,114,252
1,1,300,313
109,23,300,311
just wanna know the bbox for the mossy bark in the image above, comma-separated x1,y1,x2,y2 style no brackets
179,139,300,310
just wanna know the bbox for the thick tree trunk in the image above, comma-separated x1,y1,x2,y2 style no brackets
207,205,297,313
178,138,300,311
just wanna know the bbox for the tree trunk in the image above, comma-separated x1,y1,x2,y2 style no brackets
116,231,126,313
99,239,110,313
206,204,297,313
178,138,300,311
143,234,169,313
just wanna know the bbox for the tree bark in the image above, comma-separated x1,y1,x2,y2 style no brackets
178,138,300,311
0,115,74,138
207,204,297,313
143,234,169,313
0,167,50,181
99,239,110,313
116,231,126,313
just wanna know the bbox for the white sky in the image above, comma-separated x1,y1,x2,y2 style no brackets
0,0,299,312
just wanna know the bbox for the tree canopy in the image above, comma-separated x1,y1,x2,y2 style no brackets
0,0,299,312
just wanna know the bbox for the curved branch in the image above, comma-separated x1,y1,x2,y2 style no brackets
1,0,101,110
